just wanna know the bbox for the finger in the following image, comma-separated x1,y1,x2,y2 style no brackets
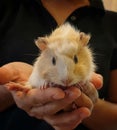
6,83,66,110
6,82,65,100
29,87,81,117
6,82,30,93
26,87,66,106
44,107,91,130
74,92,93,110
90,73,103,89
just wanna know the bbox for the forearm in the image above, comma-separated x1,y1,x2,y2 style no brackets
0,85,14,112
83,99,117,130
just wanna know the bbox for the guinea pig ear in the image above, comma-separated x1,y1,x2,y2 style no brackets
79,32,91,46
35,37,48,51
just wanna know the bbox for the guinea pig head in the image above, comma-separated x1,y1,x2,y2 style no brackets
34,32,94,89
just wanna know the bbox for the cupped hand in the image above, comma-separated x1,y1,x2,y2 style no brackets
0,62,103,130
6,82,91,130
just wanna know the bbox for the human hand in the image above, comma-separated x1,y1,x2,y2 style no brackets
6,83,91,130
63,72,103,112
0,61,102,130
0,62,33,111
0,62,33,85
5,72,102,130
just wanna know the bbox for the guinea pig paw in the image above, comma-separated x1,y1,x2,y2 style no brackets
40,83,49,90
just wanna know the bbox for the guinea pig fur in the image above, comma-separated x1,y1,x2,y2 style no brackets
28,23,98,103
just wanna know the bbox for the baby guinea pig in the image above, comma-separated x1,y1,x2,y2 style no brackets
28,23,98,104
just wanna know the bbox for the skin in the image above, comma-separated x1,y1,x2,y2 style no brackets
0,62,102,130
41,0,90,25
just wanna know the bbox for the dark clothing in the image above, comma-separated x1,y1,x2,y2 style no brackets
0,0,117,130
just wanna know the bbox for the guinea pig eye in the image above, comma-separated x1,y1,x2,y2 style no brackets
73,55,78,64
52,57,56,65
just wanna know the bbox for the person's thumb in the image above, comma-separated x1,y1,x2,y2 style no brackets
0,64,18,84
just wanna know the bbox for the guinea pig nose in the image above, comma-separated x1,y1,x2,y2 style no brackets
62,79,72,86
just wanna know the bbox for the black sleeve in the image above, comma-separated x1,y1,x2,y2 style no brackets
0,0,20,38
110,47,117,70
108,11,117,70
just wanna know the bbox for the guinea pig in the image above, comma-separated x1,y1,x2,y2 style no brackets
28,23,98,104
